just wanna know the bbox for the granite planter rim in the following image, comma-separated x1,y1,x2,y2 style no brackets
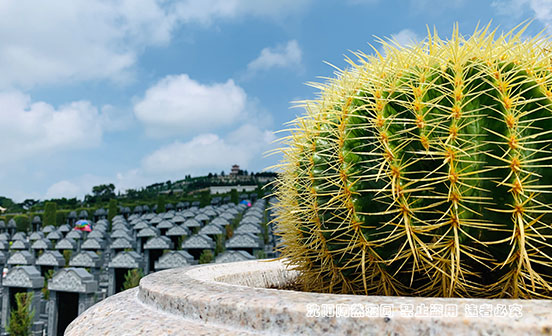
66,259,552,336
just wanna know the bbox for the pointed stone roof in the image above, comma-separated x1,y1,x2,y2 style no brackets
65,230,83,240
144,236,173,250
154,251,192,270
42,225,56,233
110,237,135,250
183,218,201,229
58,224,71,233
7,251,35,265
31,238,52,250
108,251,144,269
199,224,224,236
48,268,98,293
36,250,65,267
137,226,159,238
81,237,105,250
3,266,43,288
12,232,27,241
46,230,63,240
87,230,105,239
225,233,262,249
10,239,30,250
29,231,44,241
55,238,77,250
215,250,255,263
166,224,190,237
156,220,174,230
69,251,102,268
181,234,214,250
235,223,262,235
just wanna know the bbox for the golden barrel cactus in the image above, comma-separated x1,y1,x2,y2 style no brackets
273,23,552,299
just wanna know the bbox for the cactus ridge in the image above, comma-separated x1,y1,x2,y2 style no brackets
273,23,552,298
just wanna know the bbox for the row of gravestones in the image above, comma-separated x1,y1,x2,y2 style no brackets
0,199,277,335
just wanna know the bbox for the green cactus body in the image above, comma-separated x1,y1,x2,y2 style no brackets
274,24,552,298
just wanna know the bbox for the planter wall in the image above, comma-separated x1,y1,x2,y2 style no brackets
66,259,552,335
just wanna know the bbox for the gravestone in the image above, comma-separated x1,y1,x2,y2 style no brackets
7,251,35,268
109,236,135,254
199,223,225,240
87,230,105,240
156,220,174,236
42,226,55,235
195,213,210,226
215,250,255,263
143,236,173,274
7,219,16,236
136,226,159,254
65,230,83,240
0,220,5,234
10,239,30,251
133,220,149,230
1,266,43,333
154,250,194,270
58,224,71,234
29,231,44,241
47,268,98,336
107,251,145,296
235,223,263,235
165,225,190,250
225,233,263,255
36,250,65,278
0,233,9,241
12,232,27,241
46,230,63,242
80,237,106,251
181,234,215,260
31,238,53,258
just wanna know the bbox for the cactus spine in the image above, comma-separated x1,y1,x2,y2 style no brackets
274,23,552,298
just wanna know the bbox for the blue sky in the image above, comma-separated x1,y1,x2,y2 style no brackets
0,0,547,202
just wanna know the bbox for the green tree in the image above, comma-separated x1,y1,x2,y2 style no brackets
230,189,238,205
122,269,143,290
215,235,225,256
42,269,54,301
156,195,166,213
62,250,72,267
7,292,34,336
43,202,57,227
108,199,117,224
13,215,30,233
199,250,214,264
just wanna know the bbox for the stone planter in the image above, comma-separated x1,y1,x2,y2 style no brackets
66,259,552,335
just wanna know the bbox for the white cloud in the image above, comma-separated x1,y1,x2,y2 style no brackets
493,0,552,29
246,40,303,76
0,91,104,163
45,174,109,200
134,74,247,137
142,124,275,175
0,0,311,89
390,29,420,47
45,181,82,200
173,0,311,25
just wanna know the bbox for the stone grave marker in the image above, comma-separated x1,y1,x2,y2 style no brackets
154,250,194,271
1,266,43,333
181,234,215,260
47,268,98,336
215,250,255,263
225,233,263,256
143,236,173,274
107,251,145,296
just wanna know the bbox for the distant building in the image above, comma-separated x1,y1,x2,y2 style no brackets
0,206,5,213
230,164,240,176
209,185,257,195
